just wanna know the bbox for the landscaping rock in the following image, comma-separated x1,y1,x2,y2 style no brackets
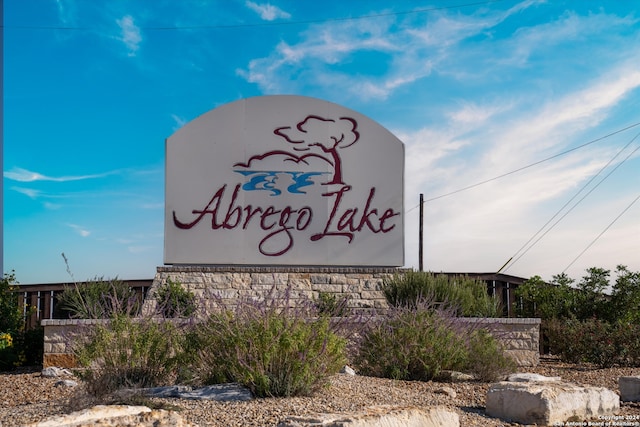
25,405,195,427
139,383,253,401
619,376,640,402
434,386,457,399
340,365,356,376
486,380,620,425
54,379,78,388
507,373,561,382
436,370,474,382
41,367,73,378
277,405,459,427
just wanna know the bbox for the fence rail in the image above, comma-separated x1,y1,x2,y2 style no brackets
14,279,153,329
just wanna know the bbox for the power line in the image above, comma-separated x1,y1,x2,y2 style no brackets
2,1,506,31
563,193,640,273
502,132,640,272
421,121,640,204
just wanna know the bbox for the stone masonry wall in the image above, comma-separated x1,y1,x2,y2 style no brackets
41,266,540,368
141,266,399,314
458,317,541,367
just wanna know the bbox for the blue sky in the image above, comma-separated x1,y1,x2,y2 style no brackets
4,0,639,284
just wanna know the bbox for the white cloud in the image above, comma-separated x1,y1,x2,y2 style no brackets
68,224,91,237
237,0,542,99
116,15,142,56
4,167,117,182
245,1,291,21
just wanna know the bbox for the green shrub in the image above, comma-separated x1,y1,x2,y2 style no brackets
465,329,516,382
11,327,44,368
188,291,347,397
313,292,351,317
0,272,39,371
354,305,515,382
57,277,140,319
0,272,23,334
383,270,501,317
74,315,185,396
155,278,196,318
0,332,18,371
545,318,640,368
355,307,469,381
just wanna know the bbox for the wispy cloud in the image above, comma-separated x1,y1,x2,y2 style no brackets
237,1,528,98
4,167,118,182
55,0,76,25
10,187,41,199
116,15,142,56
68,224,91,237
245,1,291,21
43,202,62,210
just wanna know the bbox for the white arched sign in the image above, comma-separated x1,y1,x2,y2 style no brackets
165,95,404,266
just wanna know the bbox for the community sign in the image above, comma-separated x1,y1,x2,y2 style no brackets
165,95,404,266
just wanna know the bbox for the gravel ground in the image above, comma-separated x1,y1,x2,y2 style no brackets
1,357,640,426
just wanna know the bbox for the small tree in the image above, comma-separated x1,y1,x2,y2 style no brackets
0,272,23,334
515,275,576,320
574,267,611,321
610,265,640,324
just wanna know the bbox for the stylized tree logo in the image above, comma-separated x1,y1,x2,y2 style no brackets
233,115,359,192
273,115,359,185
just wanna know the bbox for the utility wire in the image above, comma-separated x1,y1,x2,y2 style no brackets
421,121,640,204
2,0,505,31
406,121,640,214
563,193,640,273
502,132,640,272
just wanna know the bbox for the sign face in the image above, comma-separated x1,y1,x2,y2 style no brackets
165,95,404,266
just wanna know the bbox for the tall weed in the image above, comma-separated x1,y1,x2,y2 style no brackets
57,277,140,319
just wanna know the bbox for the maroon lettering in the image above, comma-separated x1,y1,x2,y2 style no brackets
222,184,242,229
173,185,227,229
174,183,399,256
379,209,399,232
310,186,354,242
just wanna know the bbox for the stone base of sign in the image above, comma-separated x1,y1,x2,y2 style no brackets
141,265,400,315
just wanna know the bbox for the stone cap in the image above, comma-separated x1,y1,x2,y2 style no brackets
158,265,406,274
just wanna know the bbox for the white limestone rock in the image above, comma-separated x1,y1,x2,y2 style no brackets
340,365,357,376
434,386,457,399
619,376,640,402
41,367,73,378
507,373,561,382
26,405,195,427
277,405,459,427
436,370,475,382
486,381,620,425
